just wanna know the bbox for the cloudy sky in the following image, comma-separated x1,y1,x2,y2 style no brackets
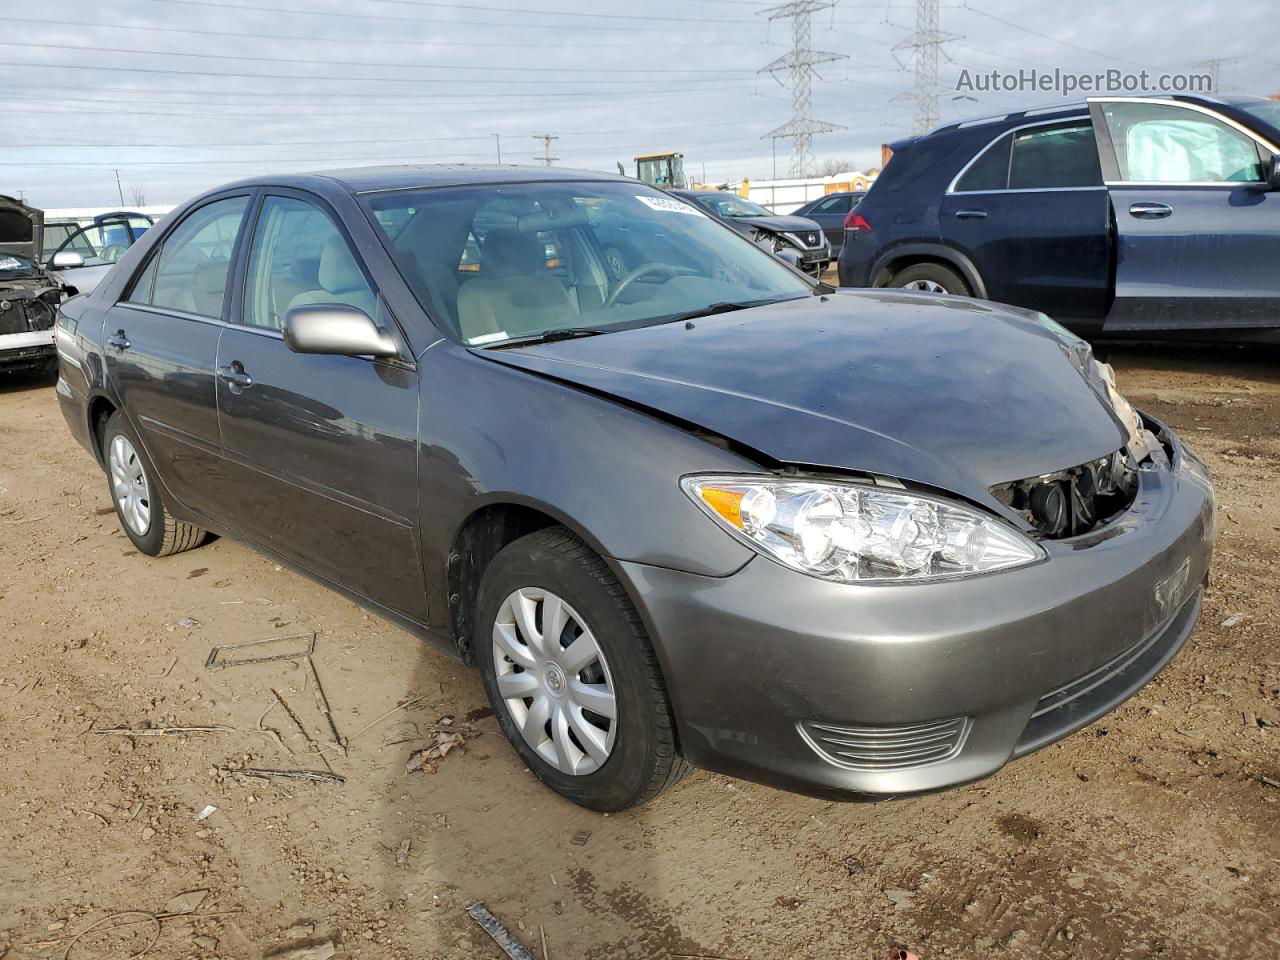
5,0,1277,208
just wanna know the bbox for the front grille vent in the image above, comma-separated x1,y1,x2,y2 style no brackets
798,715,970,771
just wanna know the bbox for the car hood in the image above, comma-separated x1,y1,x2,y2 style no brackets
731,213,822,236
0,195,43,262
476,291,1129,512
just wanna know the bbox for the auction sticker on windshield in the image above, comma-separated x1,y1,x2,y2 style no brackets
636,195,704,216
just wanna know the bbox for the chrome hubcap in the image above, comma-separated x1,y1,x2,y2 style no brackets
903,279,948,293
492,587,617,776
108,434,151,536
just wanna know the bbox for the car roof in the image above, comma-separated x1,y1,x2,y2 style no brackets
926,92,1231,138
216,163,631,197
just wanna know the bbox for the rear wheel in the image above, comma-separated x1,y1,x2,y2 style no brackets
890,262,970,296
102,411,207,557
475,527,689,810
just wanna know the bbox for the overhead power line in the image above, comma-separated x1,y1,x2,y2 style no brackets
152,0,768,33
1,14,779,50
0,39,754,76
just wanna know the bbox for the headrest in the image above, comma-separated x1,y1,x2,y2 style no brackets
481,228,544,278
318,235,366,294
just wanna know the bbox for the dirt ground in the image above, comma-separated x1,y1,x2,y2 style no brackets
1,342,1277,960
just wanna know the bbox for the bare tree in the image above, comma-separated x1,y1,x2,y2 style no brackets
129,184,147,207
815,158,862,177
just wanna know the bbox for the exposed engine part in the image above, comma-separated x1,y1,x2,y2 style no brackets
0,284,61,335
991,447,1141,538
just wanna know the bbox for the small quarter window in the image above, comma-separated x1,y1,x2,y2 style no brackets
955,134,1011,192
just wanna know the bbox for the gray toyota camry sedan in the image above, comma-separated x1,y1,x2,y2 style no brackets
55,165,1215,811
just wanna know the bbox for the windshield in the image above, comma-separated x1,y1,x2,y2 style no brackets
694,194,771,218
363,180,812,347
0,253,41,280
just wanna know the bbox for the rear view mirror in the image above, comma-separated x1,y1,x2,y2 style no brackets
282,304,399,358
51,251,85,269
1268,154,1280,192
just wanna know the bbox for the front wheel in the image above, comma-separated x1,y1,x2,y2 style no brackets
889,262,970,296
475,527,689,810
102,411,207,557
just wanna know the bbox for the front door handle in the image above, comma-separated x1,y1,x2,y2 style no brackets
954,209,988,219
107,330,131,350
1129,202,1173,219
216,363,254,392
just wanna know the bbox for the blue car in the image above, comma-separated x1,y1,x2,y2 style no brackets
838,94,1280,339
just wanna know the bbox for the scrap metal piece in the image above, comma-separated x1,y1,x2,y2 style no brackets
204,633,316,670
229,767,345,785
466,903,534,960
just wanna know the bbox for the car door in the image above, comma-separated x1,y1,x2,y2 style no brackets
939,119,1112,326
807,194,854,250
215,191,427,622
1090,97,1280,332
103,193,251,521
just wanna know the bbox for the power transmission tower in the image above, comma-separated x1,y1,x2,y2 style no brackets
532,133,559,167
1192,57,1239,94
758,0,847,179
893,0,957,135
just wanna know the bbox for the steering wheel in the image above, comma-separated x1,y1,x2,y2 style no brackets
100,244,127,264
604,262,697,308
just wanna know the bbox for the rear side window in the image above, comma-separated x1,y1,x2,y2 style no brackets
815,194,853,214
1009,122,1101,189
954,133,1011,192
128,196,248,318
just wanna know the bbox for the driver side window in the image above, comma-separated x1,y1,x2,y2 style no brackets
242,195,376,331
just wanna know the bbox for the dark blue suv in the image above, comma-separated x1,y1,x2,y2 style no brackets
838,94,1280,338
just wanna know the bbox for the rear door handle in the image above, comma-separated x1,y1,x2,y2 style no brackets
216,363,253,391
1129,202,1172,219
107,330,130,350
954,209,988,219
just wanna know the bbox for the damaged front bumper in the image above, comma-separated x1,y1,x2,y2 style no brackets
617,418,1215,799
1,278,61,372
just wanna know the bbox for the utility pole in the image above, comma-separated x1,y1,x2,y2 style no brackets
893,0,957,135
532,133,559,167
493,133,502,164
114,168,125,205
758,0,847,179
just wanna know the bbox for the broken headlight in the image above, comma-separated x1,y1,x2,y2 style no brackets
682,475,1043,583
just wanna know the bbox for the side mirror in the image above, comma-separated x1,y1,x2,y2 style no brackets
51,251,85,269
1268,154,1280,192
282,304,399,358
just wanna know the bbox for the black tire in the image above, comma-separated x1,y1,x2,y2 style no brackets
475,526,690,811
101,411,207,557
889,262,970,296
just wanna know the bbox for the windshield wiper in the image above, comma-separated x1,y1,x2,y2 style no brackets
484,327,611,349
659,297,796,325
